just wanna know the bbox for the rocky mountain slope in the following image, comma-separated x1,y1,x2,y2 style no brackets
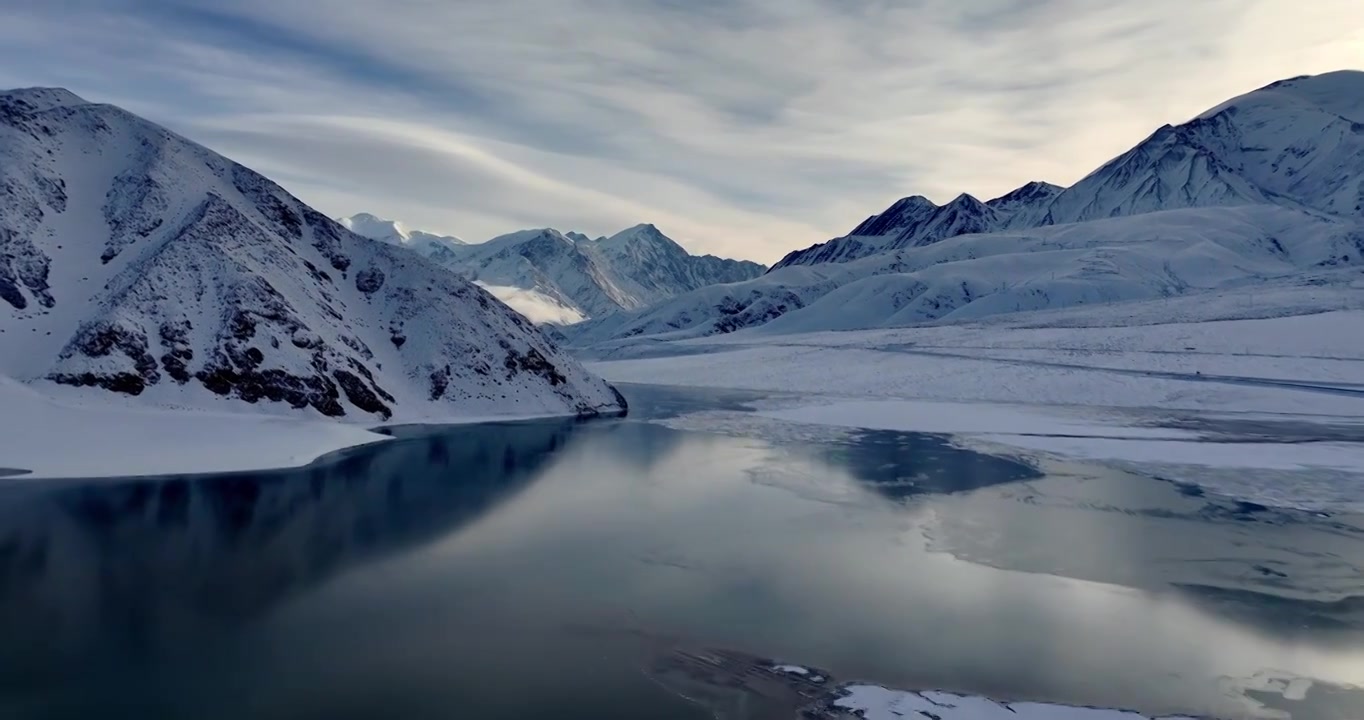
572,71,1364,345
0,87,626,422
340,215,765,324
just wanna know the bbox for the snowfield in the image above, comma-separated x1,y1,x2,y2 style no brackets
834,685,1196,720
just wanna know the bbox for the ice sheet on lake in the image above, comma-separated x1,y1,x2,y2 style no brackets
591,311,1364,511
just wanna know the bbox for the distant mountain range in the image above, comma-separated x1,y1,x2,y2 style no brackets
0,87,625,420
773,71,1363,271
339,214,766,324
569,70,1364,345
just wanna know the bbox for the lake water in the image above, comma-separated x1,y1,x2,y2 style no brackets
0,385,1361,719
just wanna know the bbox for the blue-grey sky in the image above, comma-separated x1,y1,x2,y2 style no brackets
1,0,1360,262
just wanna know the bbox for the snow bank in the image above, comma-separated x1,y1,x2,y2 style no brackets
0,378,389,480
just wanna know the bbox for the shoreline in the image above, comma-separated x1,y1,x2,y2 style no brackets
0,377,627,483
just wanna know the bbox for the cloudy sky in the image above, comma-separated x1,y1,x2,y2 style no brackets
1,1,1360,262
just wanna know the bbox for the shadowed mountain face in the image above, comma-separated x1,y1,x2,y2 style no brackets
0,419,583,676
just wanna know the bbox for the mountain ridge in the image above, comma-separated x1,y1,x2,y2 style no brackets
571,70,1364,345
339,213,766,324
770,70,1364,273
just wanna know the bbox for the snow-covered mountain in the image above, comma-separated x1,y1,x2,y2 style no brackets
343,215,766,324
0,87,626,421
337,212,466,264
571,204,1364,345
772,71,1364,272
571,71,1364,346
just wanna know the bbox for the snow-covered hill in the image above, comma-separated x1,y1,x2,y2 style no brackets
573,71,1364,345
0,87,626,427
342,215,765,324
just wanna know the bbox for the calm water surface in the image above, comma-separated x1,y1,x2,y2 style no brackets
0,385,1361,719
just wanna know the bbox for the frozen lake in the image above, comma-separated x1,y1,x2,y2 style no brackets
0,385,1360,719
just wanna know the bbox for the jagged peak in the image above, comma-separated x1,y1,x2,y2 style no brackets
605,222,667,241
986,181,1063,205
598,223,687,254
0,87,90,112
884,195,938,212
945,192,986,208
848,195,940,236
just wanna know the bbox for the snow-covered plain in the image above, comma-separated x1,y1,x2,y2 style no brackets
590,301,1364,511
834,685,1196,720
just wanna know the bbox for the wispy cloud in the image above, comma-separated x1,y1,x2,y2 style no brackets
1,0,1360,262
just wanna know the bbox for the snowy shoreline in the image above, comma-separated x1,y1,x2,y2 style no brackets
0,377,618,481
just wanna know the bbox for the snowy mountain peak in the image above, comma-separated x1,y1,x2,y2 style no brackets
598,223,684,253
848,195,939,237
0,87,90,112
1202,69,1364,123
985,181,1064,227
987,181,1063,207
338,212,465,248
484,228,576,251
339,212,412,243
